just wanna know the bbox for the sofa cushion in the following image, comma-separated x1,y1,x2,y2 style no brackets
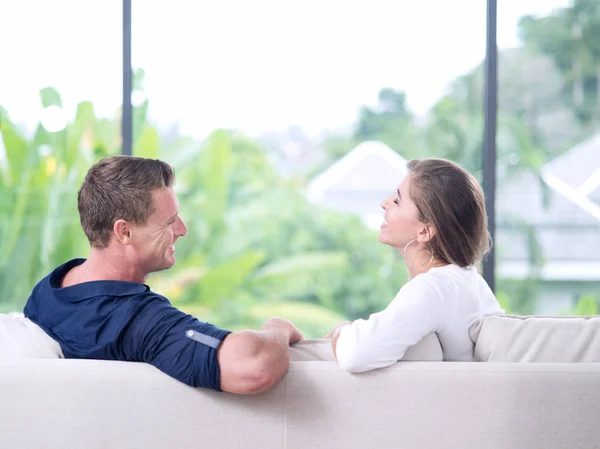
470,314,600,362
289,332,443,362
0,313,64,358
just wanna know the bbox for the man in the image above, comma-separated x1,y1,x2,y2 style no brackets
24,156,302,394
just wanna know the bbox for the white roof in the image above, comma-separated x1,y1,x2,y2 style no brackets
541,132,600,221
306,141,408,203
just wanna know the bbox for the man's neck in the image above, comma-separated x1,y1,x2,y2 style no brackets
63,249,147,287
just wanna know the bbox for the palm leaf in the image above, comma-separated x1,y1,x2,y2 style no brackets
250,251,349,285
183,251,267,307
224,301,347,338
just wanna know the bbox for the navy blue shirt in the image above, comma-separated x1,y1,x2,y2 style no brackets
24,258,231,391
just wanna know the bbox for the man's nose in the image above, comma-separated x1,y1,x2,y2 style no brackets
177,217,188,237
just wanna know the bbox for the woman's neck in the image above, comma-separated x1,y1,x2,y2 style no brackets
399,244,449,278
406,259,449,279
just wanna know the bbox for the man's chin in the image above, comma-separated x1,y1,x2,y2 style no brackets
154,258,176,273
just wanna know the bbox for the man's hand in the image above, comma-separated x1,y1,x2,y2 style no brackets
261,317,304,344
218,318,303,394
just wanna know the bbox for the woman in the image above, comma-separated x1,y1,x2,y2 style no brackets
325,158,504,372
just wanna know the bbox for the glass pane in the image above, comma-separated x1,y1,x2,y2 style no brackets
496,0,600,315
0,1,122,312
131,1,490,337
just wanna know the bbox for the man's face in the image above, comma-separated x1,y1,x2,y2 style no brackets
130,187,188,274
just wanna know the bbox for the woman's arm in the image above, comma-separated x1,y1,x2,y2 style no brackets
333,277,443,373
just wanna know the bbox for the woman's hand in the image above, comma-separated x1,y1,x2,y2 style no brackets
324,321,352,358
323,321,352,339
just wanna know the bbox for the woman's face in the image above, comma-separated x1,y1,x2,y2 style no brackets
378,176,424,249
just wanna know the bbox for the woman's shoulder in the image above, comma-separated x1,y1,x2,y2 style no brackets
402,264,483,299
395,267,450,300
424,264,481,281
389,266,466,313
420,264,479,283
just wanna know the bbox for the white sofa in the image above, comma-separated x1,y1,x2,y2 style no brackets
1,314,600,449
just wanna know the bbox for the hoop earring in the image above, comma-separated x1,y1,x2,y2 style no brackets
403,238,434,271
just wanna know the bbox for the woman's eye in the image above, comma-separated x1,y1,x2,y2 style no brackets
393,199,399,205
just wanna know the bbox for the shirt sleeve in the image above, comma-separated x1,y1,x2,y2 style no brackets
335,275,444,373
123,296,231,391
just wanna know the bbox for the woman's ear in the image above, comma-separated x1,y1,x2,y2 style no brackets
418,223,436,243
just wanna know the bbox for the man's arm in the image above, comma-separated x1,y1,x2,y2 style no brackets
217,318,302,395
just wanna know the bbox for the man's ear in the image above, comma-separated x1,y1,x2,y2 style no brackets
114,219,133,245
417,223,436,243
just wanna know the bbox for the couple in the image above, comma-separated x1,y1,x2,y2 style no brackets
24,156,503,394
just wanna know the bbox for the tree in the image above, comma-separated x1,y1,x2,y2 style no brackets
519,0,600,126
0,88,119,312
354,88,425,159
318,87,426,169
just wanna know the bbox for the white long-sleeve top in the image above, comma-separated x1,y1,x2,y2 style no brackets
335,264,504,372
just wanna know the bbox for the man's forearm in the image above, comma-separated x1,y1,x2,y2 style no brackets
218,318,300,394
218,328,290,394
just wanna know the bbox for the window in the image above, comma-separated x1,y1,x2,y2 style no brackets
0,0,122,312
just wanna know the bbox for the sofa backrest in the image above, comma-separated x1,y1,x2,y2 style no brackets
5,311,600,364
470,314,600,362
290,332,443,361
0,358,286,449
0,313,64,358
5,358,599,449
283,360,600,449
1,313,443,362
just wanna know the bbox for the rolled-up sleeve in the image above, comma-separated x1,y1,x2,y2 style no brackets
124,298,231,391
336,276,443,373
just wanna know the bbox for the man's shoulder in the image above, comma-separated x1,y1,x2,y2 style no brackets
24,260,79,318
126,289,171,307
121,290,180,323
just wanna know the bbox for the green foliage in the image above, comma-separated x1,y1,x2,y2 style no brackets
221,186,408,320
494,291,512,315
154,133,408,327
424,96,484,175
519,0,600,126
572,294,599,316
354,88,424,158
0,89,119,311
0,86,408,337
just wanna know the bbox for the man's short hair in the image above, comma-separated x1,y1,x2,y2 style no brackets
78,156,175,248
